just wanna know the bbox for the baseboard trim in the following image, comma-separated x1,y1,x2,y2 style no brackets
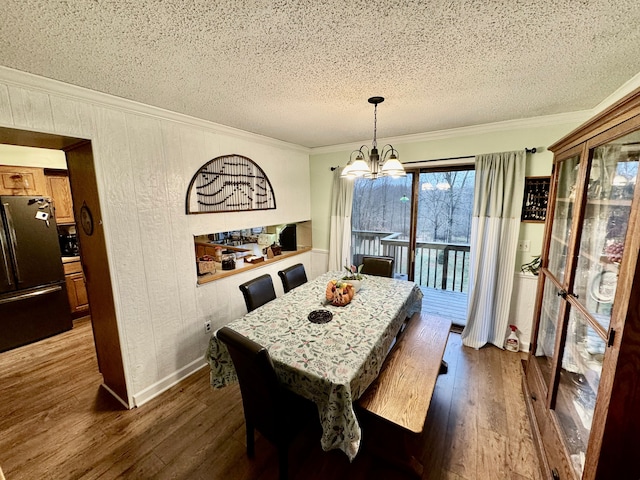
101,383,132,409
132,358,208,407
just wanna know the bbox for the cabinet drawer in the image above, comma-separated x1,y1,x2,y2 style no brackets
63,261,83,275
526,362,549,436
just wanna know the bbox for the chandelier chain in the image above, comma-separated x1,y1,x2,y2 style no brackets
372,104,378,148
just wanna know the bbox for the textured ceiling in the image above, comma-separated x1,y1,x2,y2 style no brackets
2,1,640,148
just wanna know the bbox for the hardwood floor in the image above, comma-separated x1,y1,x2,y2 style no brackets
0,316,541,480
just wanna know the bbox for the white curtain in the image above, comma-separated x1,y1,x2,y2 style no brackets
328,168,354,271
462,150,526,349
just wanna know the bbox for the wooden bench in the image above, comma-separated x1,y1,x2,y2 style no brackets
356,312,452,475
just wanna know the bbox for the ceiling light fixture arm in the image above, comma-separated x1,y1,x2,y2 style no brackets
380,144,399,161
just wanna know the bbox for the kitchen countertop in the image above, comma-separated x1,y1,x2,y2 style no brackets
196,244,311,285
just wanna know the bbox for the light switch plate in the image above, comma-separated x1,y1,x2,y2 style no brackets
518,239,531,252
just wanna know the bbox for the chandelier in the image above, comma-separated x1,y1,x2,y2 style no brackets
341,96,406,179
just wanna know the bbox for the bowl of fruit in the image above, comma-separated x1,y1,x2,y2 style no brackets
325,280,355,306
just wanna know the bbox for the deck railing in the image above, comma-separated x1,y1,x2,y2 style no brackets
351,230,470,292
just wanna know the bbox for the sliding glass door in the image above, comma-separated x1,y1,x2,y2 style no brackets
350,165,474,325
414,168,474,325
351,174,414,277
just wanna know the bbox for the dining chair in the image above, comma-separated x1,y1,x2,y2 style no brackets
239,274,277,312
361,255,395,278
216,327,313,480
277,263,308,293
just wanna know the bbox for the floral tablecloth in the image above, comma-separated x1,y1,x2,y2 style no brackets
205,271,423,460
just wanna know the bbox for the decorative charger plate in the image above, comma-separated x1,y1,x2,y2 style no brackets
308,310,333,324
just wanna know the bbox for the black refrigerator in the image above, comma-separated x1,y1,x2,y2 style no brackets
0,196,71,352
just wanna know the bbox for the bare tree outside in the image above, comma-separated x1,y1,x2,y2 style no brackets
352,176,413,237
351,171,474,243
417,170,474,244
350,169,475,325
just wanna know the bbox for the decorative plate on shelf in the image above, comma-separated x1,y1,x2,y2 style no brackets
589,270,618,304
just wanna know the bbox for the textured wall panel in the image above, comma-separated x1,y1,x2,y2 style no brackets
49,95,95,139
7,86,54,132
92,106,156,392
160,123,203,365
126,113,186,383
0,84,13,125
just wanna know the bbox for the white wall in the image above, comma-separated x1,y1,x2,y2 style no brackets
0,67,311,406
509,273,539,352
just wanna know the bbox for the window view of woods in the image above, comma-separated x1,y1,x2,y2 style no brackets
351,170,475,243
351,169,475,295
416,170,475,244
352,176,413,240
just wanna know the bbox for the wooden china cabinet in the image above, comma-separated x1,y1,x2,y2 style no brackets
523,87,640,480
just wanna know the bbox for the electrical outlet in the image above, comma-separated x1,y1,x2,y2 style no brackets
204,320,212,334
518,239,531,252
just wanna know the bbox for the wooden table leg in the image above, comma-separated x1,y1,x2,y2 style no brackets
439,360,448,375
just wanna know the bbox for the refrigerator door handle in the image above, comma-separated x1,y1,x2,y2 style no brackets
3,202,22,284
0,227,12,286
0,284,63,305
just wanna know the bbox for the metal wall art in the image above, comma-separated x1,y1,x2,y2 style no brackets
186,154,276,214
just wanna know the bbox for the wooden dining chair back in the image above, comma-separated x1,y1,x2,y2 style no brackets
277,263,308,293
217,326,311,480
239,274,277,312
361,255,395,278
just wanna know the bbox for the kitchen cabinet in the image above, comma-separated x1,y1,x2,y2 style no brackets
0,165,48,196
45,169,75,224
524,87,640,479
63,259,89,317
196,243,220,259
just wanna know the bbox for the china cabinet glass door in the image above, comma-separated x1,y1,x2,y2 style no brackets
555,305,605,476
538,130,639,478
547,155,581,284
533,154,582,387
534,277,565,385
572,132,639,332
556,131,639,477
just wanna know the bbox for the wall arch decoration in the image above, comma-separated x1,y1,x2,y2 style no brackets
186,154,276,214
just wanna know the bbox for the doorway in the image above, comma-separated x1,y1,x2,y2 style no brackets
350,174,414,277
0,126,128,405
414,167,475,326
350,165,475,327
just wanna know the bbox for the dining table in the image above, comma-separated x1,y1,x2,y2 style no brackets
205,271,423,460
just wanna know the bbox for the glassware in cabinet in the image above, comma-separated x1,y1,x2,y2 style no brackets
572,131,639,333
548,155,581,284
554,306,606,477
534,276,565,386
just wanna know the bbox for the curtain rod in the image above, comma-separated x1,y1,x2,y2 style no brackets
330,147,538,170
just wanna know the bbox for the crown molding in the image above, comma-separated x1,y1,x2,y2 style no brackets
0,66,310,154
592,71,640,115
310,110,592,155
